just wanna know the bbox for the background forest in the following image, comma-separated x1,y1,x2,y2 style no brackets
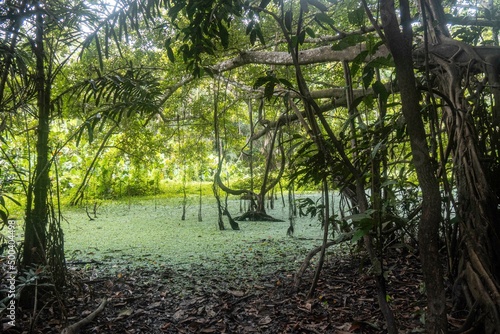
1,0,500,332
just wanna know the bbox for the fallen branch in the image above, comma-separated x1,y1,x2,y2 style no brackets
61,298,108,334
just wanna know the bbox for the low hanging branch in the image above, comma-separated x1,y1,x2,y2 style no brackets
211,44,388,72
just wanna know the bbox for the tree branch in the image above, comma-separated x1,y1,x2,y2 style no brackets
211,44,388,73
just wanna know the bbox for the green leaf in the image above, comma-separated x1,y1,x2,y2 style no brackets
254,23,265,45
0,210,7,226
305,27,316,38
2,194,21,207
87,122,94,143
307,0,328,12
94,35,104,72
351,229,366,243
381,179,397,187
253,76,271,89
344,209,375,223
165,38,175,62
350,62,361,78
372,80,389,101
367,39,385,55
250,29,257,45
331,34,365,51
250,23,266,45
218,22,229,48
362,66,374,89
264,81,275,99
259,0,271,9
484,8,491,19
348,8,365,26
371,140,386,159
315,12,335,28
298,30,306,45
366,56,394,68
245,21,254,35
300,0,309,12
104,23,109,58
331,39,349,51
278,78,294,89
363,94,374,109
166,46,175,62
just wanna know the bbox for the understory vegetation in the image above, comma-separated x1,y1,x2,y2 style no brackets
1,0,500,332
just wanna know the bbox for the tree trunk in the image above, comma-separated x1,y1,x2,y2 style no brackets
21,3,51,307
198,182,203,222
380,0,448,332
23,2,50,266
307,178,330,298
436,62,500,332
212,181,225,231
416,0,500,328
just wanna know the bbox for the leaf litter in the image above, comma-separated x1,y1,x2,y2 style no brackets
11,250,432,333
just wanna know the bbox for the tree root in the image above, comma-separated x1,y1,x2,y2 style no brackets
294,233,352,289
61,298,108,334
234,210,284,222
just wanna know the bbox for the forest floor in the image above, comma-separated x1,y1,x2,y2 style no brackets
5,196,465,333
12,250,433,334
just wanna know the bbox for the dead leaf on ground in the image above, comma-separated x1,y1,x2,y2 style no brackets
117,308,134,317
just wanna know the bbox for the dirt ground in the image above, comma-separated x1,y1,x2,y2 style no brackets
5,248,468,334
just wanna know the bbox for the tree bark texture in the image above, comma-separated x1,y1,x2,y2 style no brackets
425,39,500,333
380,0,448,332
416,0,500,329
21,3,52,308
22,2,50,269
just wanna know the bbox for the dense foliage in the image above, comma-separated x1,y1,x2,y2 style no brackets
1,0,499,332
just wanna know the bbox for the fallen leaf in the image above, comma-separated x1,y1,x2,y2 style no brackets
258,315,273,325
147,301,162,309
173,309,185,321
117,308,133,317
229,290,245,297
160,322,171,331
